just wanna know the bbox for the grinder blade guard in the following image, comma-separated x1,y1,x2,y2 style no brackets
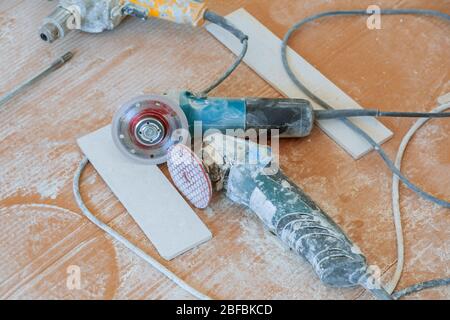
112,95,189,165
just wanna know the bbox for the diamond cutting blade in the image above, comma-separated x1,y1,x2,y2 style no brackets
112,95,189,165
167,144,212,209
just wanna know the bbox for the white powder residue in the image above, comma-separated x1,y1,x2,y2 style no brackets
0,139,82,200
249,188,276,227
0,204,81,282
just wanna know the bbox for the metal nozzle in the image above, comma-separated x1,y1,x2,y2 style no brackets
39,7,74,43
39,23,61,43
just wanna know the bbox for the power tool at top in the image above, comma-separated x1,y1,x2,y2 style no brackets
39,0,209,43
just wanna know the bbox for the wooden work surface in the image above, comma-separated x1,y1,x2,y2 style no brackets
0,0,449,300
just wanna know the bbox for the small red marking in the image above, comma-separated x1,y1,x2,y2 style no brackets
182,171,191,184
128,100,171,149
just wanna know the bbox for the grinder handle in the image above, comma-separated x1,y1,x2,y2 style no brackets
245,98,315,137
226,165,368,288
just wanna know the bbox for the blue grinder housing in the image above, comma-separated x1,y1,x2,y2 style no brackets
178,91,315,137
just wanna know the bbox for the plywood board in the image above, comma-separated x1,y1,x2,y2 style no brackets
77,126,212,260
206,8,394,159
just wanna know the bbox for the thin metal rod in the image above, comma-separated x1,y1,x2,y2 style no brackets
0,51,74,108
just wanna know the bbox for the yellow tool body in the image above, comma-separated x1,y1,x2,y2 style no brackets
126,0,207,26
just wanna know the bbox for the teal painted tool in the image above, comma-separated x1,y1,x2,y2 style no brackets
111,90,450,165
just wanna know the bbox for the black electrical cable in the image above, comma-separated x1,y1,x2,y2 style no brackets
281,8,450,300
199,10,249,97
315,109,450,120
392,278,450,300
204,10,248,42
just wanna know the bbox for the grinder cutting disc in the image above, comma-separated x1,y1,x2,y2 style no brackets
167,144,212,209
112,95,189,165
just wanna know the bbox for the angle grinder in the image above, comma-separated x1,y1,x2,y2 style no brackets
111,91,314,164
111,90,450,164
165,133,392,299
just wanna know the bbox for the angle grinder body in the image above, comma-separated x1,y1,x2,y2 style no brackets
178,92,314,137
112,91,315,164
166,134,371,289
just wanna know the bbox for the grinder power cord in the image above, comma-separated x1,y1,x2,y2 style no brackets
280,9,450,297
281,8,450,210
56,3,450,300
40,0,211,42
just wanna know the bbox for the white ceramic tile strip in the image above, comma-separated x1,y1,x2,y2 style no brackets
78,125,212,261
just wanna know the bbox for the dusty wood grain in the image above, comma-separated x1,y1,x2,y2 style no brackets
0,0,449,300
